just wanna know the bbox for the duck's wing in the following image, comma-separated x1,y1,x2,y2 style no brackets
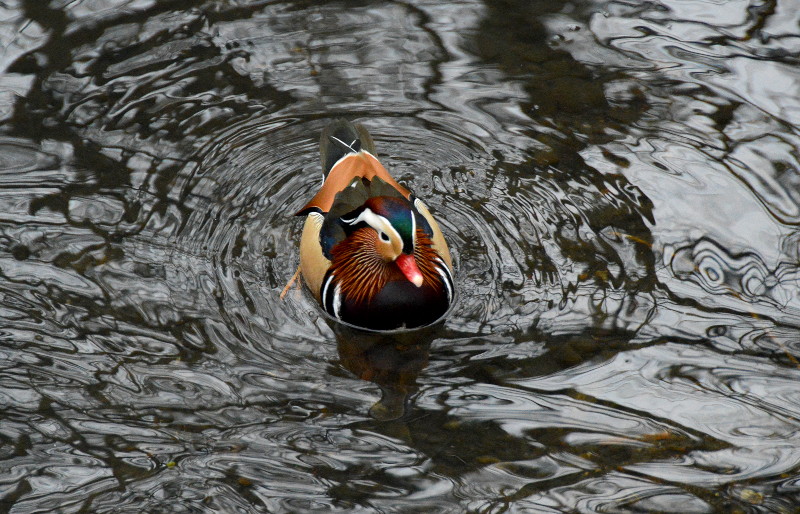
298,152,410,216
298,119,410,216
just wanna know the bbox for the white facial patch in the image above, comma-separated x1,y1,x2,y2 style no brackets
341,208,402,245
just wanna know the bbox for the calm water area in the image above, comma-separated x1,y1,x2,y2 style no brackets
1,0,800,512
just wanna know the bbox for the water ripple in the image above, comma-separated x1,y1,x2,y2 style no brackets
1,0,800,511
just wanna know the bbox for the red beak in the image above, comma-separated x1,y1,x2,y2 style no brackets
396,254,424,287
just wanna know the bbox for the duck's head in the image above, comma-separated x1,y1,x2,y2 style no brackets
339,196,423,287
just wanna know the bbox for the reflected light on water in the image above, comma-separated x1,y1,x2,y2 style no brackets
1,0,800,512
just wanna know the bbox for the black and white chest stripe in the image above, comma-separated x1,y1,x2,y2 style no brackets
433,256,454,304
321,259,452,321
320,271,342,320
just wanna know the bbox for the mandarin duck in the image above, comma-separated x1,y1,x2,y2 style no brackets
296,119,454,331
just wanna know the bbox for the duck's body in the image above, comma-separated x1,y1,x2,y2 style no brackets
297,120,454,331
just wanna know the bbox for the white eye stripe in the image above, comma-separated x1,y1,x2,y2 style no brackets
341,207,379,226
341,208,402,244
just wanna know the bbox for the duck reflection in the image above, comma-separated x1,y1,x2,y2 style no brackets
330,321,441,421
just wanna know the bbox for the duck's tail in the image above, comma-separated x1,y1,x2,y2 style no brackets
320,119,376,178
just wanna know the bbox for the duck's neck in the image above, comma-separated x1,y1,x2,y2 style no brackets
329,228,393,305
330,228,444,305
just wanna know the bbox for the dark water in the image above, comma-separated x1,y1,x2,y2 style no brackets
1,0,799,512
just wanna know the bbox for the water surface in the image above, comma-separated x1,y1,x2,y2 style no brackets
1,0,800,511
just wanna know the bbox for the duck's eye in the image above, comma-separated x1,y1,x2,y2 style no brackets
379,231,390,242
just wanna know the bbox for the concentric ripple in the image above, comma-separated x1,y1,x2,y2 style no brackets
2,0,800,512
